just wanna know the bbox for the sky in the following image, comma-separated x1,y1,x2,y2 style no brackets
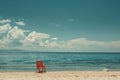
0,0,120,52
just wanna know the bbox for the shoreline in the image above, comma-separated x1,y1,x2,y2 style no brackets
0,71,120,80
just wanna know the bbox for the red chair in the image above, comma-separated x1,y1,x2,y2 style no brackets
36,60,46,73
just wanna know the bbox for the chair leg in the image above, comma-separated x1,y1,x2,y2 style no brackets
36,68,40,73
36,68,46,73
44,68,46,72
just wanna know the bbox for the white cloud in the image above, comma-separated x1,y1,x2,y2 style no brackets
28,31,50,39
1,24,119,51
46,41,60,48
57,38,120,51
15,21,25,26
21,31,50,47
0,40,7,49
51,37,58,41
0,19,11,23
0,23,12,33
0,22,50,50
3,27,27,47
0,24,27,49
65,38,105,47
0,18,120,51
60,38,104,49
43,38,120,51
6,26,26,40
107,40,120,48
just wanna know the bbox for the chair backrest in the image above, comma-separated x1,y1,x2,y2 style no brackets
36,60,44,68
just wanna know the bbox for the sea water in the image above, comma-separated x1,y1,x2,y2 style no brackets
0,51,120,72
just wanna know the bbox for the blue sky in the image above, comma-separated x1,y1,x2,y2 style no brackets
0,0,120,52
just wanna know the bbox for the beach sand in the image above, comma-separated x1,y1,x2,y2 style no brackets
0,71,120,80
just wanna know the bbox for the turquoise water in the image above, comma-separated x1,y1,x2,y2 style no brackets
0,52,120,72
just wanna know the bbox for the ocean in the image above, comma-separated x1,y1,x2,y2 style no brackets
0,51,120,72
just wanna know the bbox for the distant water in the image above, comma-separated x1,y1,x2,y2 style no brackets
0,52,120,72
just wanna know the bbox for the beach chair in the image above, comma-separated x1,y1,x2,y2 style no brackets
36,60,46,73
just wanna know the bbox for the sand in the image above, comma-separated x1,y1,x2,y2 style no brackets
0,71,120,80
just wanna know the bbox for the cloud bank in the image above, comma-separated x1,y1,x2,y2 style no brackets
0,18,120,52
0,19,11,24
15,21,25,26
